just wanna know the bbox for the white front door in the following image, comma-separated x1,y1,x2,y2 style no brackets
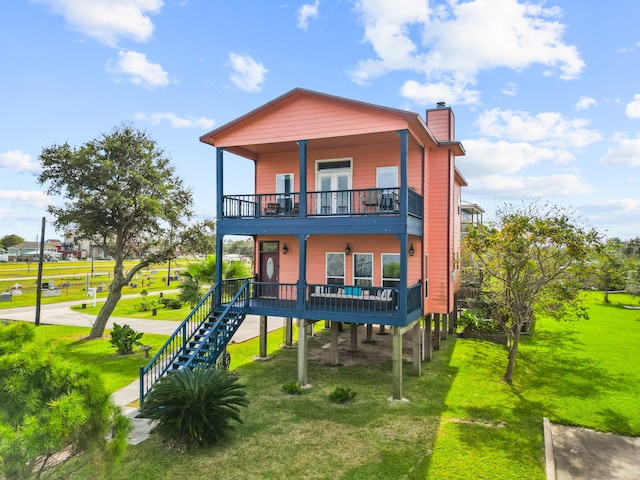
318,171,351,214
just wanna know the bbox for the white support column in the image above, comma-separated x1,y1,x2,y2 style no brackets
330,321,339,365
423,314,433,362
412,321,422,376
350,323,358,351
259,315,268,358
297,318,308,385
392,326,403,400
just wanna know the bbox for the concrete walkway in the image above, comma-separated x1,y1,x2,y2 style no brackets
0,292,288,445
544,418,640,480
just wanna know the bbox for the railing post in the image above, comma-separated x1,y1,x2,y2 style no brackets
139,366,145,405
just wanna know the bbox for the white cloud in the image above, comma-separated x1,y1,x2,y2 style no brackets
352,0,584,105
228,53,268,92
469,173,595,197
107,50,169,88
501,82,518,97
625,94,640,119
401,79,480,106
580,198,640,238
459,139,560,177
298,0,320,30
0,151,40,173
134,112,215,129
35,0,163,47
477,108,602,148
0,190,50,209
576,96,597,111
600,134,640,166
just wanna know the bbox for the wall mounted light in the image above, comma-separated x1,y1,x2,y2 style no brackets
345,243,351,256
409,243,414,256
282,244,288,255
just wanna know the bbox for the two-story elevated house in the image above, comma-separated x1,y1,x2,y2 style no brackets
140,88,467,402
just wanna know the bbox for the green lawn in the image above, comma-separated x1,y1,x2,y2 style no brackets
38,292,640,479
0,260,189,308
70,294,191,321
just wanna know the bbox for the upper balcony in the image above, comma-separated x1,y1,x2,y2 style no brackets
221,187,423,220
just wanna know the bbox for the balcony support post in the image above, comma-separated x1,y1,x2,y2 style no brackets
392,326,403,400
259,315,268,358
330,321,339,365
296,233,307,312
412,321,422,376
297,318,308,385
297,140,307,218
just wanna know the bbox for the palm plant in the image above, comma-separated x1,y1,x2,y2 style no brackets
178,255,251,307
140,365,248,447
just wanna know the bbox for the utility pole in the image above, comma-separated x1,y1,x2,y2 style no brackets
35,217,45,327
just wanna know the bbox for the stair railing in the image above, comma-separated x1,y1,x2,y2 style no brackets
179,279,250,370
139,283,218,404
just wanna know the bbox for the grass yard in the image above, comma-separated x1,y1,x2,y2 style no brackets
47,292,640,479
70,294,191,321
32,324,171,393
0,259,190,309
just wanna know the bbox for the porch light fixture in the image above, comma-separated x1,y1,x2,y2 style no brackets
282,244,288,255
345,243,351,256
409,243,414,256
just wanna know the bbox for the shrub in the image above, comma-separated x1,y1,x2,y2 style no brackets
109,323,144,355
459,310,503,334
328,387,357,404
0,321,35,354
0,324,130,479
139,365,248,447
158,297,183,309
282,382,302,395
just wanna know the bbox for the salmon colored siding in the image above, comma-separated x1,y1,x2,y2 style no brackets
426,148,454,314
256,141,423,193
425,108,454,142
257,234,421,287
207,89,468,327
214,96,409,147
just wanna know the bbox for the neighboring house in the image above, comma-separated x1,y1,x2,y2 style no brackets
461,201,485,238
141,88,468,402
7,241,61,260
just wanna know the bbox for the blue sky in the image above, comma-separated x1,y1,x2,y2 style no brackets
1,0,639,242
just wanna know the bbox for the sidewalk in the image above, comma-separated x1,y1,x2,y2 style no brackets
0,293,288,445
544,418,640,480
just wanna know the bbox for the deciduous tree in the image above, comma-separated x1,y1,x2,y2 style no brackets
38,124,213,339
0,234,25,249
592,238,626,303
465,202,600,383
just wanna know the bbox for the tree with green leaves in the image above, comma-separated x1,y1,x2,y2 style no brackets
626,260,640,296
0,234,25,249
37,124,214,339
179,255,251,307
592,238,626,303
0,322,130,479
465,202,600,384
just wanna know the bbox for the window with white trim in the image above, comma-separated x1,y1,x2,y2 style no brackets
326,253,345,285
376,167,398,189
353,253,373,286
382,253,400,288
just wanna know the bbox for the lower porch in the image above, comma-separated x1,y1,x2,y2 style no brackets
250,310,455,400
222,278,423,327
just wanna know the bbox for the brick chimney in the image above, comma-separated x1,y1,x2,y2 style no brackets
425,101,455,142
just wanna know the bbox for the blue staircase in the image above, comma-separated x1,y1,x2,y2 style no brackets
139,279,250,405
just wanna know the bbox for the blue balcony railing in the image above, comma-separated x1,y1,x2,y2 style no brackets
222,187,423,219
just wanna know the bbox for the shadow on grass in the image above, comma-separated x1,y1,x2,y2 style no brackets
209,327,461,480
517,330,625,403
